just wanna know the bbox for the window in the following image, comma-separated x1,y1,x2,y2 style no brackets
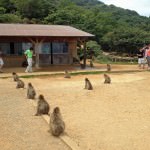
0,42,30,55
40,43,51,54
0,43,10,54
52,42,68,54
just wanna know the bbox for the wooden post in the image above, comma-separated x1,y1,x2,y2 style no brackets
83,41,86,69
34,39,44,68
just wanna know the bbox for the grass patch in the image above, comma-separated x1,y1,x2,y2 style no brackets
0,70,148,79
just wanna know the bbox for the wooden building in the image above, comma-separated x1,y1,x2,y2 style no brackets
0,24,94,67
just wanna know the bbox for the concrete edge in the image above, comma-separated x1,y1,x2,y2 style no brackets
29,100,82,150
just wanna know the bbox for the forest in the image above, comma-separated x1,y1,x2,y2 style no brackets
0,0,150,55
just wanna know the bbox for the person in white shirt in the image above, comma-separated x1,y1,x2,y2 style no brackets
0,49,4,73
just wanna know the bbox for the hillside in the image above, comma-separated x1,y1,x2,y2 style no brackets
0,0,150,53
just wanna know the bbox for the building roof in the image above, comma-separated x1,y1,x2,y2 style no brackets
0,24,94,37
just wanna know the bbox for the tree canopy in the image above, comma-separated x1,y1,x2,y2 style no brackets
0,0,150,54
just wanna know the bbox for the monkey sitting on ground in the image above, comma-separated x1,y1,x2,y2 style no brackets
64,70,71,78
49,107,65,137
104,74,111,84
35,94,50,116
16,79,25,88
27,83,36,99
84,78,93,90
12,72,19,81
107,64,111,72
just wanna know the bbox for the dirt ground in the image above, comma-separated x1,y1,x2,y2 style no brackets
1,65,150,150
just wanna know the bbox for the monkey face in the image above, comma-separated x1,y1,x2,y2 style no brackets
39,94,44,100
54,107,60,114
85,78,88,81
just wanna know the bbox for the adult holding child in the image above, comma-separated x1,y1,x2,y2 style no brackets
24,47,34,73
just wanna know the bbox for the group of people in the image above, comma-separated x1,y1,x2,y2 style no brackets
137,44,150,69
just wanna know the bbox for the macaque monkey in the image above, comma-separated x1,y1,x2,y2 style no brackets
35,95,50,116
12,72,19,81
27,83,36,99
85,78,93,90
49,107,65,136
104,74,111,84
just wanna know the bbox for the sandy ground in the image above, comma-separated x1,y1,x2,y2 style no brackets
1,65,150,150
0,79,70,150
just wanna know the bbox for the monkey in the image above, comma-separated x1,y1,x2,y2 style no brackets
90,59,94,68
16,79,25,88
27,83,36,99
64,70,71,78
80,63,85,69
49,107,65,137
12,72,19,81
35,94,50,116
107,64,111,72
84,78,93,90
104,74,111,84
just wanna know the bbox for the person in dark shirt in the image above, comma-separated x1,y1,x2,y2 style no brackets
137,48,145,69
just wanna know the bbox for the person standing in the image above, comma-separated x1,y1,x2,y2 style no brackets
137,48,145,69
24,47,34,73
144,45,150,70
0,49,4,73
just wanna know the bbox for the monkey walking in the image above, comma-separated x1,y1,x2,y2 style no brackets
27,83,36,99
107,64,111,72
84,78,93,90
49,107,65,137
104,74,111,84
35,94,50,116
64,70,71,78
12,72,19,81
16,79,25,88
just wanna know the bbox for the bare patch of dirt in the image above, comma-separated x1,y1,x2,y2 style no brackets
16,71,150,150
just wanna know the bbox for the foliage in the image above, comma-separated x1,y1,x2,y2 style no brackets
86,40,102,57
0,14,22,23
0,0,150,54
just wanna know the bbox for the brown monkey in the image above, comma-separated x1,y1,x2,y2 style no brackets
12,72,19,81
104,74,111,84
107,64,111,72
85,78,93,90
90,60,94,68
64,70,71,78
35,94,50,116
16,79,25,88
80,63,85,69
50,107,65,137
27,83,36,99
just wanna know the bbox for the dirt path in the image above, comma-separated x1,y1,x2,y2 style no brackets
1,70,150,150
0,79,70,150
27,71,150,150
